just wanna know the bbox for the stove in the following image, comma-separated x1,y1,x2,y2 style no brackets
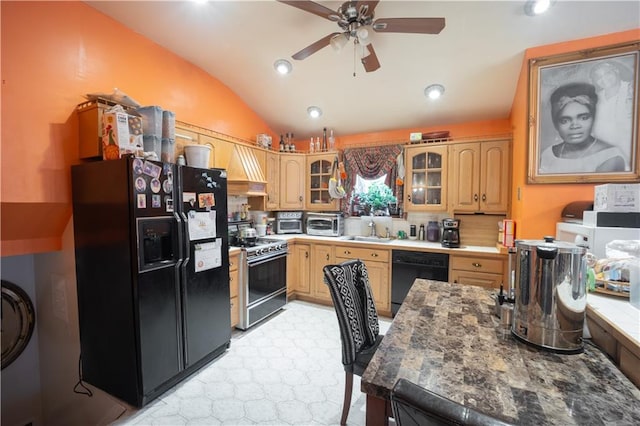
231,237,288,330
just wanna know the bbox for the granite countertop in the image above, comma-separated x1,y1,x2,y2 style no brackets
266,234,504,256
361,279,640,425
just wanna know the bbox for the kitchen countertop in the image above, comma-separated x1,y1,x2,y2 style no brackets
265,234,504,256
587,292,640,352
361,279,640,425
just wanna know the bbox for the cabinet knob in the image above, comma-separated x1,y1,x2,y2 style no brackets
472,262,481,268
371,253,378,257
305,252,309,258
326,254,330,261
230,262,234,267
482,194,486,202
407,194,412,202
299,195,303,202
474,194,479,201
344,250,351,255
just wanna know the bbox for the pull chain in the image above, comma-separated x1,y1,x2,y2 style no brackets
353,39,357,77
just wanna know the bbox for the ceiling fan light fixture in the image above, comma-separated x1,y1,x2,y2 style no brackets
356,26,371,44
330,33,349,52
274,59,292,75
307,106,323,119
424,84,445,100
524,0,552,16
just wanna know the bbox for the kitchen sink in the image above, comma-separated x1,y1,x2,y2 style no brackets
340,235,392,243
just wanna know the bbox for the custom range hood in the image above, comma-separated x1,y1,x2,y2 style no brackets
225,144,267,196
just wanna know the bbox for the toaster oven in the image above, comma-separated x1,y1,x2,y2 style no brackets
306,212,344,237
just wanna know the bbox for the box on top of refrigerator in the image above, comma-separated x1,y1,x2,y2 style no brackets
594,184,640,212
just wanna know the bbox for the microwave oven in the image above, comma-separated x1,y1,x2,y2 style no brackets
276,211,303,234
555,222,640,258
306,213,344,237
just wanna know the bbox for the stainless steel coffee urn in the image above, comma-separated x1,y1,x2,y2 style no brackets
512,236,587,353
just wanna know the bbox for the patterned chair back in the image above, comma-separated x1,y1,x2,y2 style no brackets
323,259,380,367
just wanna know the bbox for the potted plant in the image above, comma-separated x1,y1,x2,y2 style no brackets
355,183,397,216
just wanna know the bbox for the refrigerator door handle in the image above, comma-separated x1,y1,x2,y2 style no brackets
175,212,184,263
180,211,191,270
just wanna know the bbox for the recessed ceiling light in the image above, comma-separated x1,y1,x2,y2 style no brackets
424,84,445,100
524,0,552,16
274,59,292,75
307,106,322,118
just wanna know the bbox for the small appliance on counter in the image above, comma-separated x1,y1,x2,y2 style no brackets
512,237,587,354
276,211,303,234
306,212,344,237
441,218,460,248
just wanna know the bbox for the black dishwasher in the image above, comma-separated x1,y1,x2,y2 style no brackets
391,250,449,315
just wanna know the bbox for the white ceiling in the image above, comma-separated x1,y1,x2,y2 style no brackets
86,1,640,141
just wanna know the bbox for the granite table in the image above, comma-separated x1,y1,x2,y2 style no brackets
360,279,640,426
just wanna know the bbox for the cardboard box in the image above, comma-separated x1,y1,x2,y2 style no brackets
77,99,140,159
102,111,143,160
502,219,515,247
594,184,640,212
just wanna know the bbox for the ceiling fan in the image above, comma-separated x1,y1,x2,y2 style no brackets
278,0,445,73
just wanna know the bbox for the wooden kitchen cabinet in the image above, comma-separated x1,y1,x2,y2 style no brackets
280,154,305,210
334,244,391,314
449,254,506,289
449,139,510,213
306,153,340,211
310,244,335,302
229,251,240,328
288,242,311,297
175,123,216,168
404,145,448,212
265,152,280,210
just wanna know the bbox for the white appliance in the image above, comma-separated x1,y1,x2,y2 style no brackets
555,222,640,258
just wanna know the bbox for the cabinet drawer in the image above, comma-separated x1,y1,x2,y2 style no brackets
450,270,501,289
335,246,389,263
229,254,239,272
450,255,503,274
230,296,239,328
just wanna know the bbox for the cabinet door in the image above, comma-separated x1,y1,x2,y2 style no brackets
280,154,305,209
311,244,334,302
174,127,199,160
449,142,480,213
291,243,311,295
364,260,390,313
229,253,240,328
306,154,339,211
265,152,280,210
480,140,510,213
405,146,448,211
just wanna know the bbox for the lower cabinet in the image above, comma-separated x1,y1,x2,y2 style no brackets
335,244,391,314
310,244,335,303
229,252,240,328
449,254,505,289
288,242,311,297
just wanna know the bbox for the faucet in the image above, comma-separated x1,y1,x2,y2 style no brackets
368,219,377,237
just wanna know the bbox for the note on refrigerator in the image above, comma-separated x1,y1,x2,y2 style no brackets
188,210,216,241
194,240,222,272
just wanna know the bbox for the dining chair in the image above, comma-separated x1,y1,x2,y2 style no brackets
323,259,384,426
391,378,515,426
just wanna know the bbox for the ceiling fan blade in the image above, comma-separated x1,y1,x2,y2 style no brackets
372,17,445,34
292,32,341,60
361,44,381,73
356,1,380,16
277,0,340,21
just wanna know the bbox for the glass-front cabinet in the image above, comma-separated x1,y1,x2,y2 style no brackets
404,145,448,211
305,153,339,211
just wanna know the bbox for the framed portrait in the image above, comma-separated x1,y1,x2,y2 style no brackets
527,42,640,184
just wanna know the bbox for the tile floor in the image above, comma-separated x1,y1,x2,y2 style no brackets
116,300,391,425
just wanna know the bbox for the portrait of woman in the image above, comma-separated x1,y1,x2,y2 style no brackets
539,82,626,174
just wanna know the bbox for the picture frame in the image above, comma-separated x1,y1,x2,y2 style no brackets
527,42,640,184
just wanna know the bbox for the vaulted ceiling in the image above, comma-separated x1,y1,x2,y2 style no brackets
86,1,639,140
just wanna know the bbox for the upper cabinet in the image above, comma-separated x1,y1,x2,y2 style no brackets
175,125,216,168
449,139,510,214
280,154,306,210
404,145,448,212
306,153,340,211
265,152,280,210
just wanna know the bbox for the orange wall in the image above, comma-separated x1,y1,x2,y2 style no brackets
510,29,640,240
1,1,275,256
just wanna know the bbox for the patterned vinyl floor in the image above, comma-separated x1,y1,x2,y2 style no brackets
116,300,391,425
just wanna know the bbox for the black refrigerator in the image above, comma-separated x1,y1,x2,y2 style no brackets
71,156,230,407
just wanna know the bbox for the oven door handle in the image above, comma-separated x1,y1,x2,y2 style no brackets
248,252,288,267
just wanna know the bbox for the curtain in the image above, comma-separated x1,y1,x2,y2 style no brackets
341,144,403,214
